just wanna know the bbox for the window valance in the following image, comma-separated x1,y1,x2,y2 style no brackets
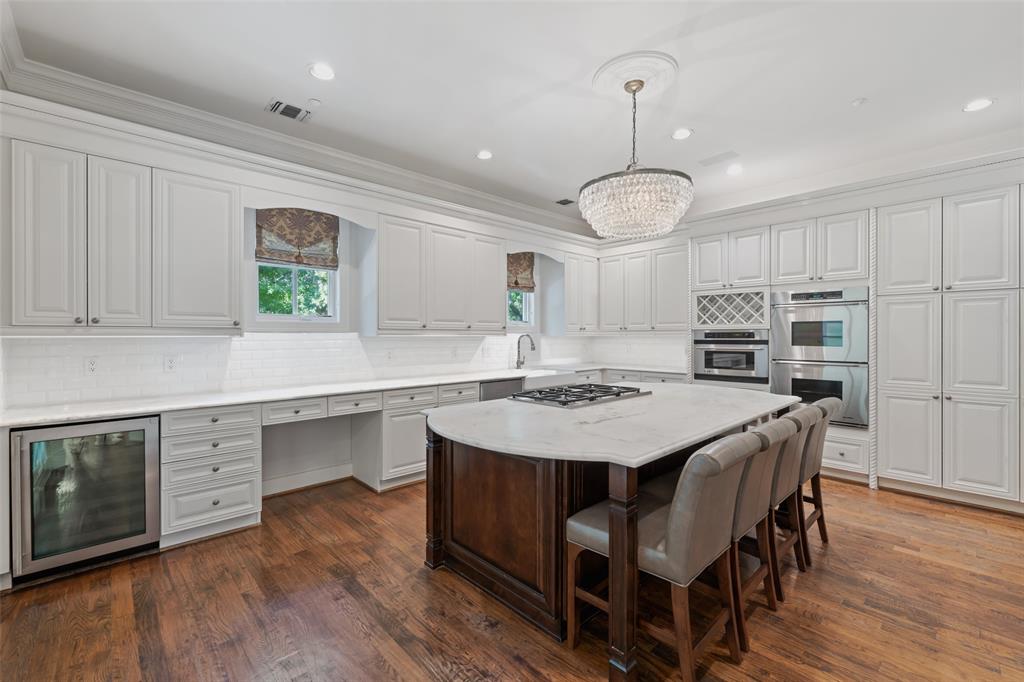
507,252,536,292
256,208,339,270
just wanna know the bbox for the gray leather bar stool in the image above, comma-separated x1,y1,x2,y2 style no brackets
565,432,761,682
730,418,797,653
795,397,843,566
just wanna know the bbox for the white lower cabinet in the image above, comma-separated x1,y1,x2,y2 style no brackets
382,407,431,480
942,394,1020,500
877,392,942,486
162,473,261,534
821,425,869,474
604,370,643,383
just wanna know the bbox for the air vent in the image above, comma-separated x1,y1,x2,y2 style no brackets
265,99,313,122
698,150,739,167
555,198,575,206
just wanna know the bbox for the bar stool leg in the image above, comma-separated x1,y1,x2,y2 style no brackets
811,474,830,544
795,484,813,567
767,508,784,603
714,551,743,664
670,584,697,682
566,543,585,648
756,517,778,610
729,543,750,652
785,494,808,572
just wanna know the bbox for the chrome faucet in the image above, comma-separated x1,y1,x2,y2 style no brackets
515,334,536,369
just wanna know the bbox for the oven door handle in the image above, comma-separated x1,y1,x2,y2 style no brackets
696,345,766,351
771,359,865,367
770,301,868,309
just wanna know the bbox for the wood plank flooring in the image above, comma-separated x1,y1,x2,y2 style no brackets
2,478,1023,681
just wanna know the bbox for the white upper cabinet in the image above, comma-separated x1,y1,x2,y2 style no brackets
565,254,599,333
623,252,652,330
12,140,87,326
877,199,942,295
817,211,868,281
942,290,1019,397
877,294,941,394
468,234,506,331
942,394,1020,500
943,187,1020,291
728,227,770,287
378,216,427,330
691,234,728,289
771,220,816,284
877,391,942,487
87,157,152,326
651,245,689,331
425,226,472,329
599,256,626,331
153,170,241,328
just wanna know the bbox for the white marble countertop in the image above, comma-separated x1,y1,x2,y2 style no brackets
424,383,800,468
0,369,536,428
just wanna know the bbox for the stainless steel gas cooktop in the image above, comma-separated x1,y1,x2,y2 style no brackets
508,383,652,408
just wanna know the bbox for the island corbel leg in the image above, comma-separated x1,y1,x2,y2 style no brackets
607,463,639,681
424,426,445,568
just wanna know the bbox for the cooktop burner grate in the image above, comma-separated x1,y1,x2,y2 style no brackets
509,383,652,408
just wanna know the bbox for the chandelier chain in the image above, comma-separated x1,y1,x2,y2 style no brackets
629,89,638,170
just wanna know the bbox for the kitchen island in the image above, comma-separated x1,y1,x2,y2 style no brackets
423,383,800,681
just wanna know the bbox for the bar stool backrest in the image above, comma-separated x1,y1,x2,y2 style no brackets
771,407,820,506
663,432,762,586
800,397,843,484
733,419,797,541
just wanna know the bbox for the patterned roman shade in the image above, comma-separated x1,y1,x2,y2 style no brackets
255,208,340,269
507,252,536,292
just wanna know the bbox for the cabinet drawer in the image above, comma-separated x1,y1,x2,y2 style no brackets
162,473,260,534
262,397,328,425
328,391,383,416
575,371,601,384
383,386,439,409
823,437,867,473
438,383,479,404
162,404,260,435
161,427,261,463
641,372,687,384
161,449,261,489
605,370,643,383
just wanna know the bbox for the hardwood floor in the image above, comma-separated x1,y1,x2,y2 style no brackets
3,478,1023,681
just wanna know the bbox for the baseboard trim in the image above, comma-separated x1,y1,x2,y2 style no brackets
821,467,870,484
159,512,261,549
262,463,354,496
879,478,1024,517
263,474,353,498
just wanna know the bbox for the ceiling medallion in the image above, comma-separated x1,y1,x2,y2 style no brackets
579,78,694,240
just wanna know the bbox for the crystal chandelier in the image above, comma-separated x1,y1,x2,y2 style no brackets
579,79,694,239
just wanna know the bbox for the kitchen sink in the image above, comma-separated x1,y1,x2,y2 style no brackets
522,368,579,390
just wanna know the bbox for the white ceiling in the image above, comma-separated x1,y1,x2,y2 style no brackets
7,1,1024,236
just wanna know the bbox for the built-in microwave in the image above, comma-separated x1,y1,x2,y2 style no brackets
692,329,769,385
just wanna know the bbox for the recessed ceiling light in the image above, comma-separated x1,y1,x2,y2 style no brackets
476,149,493,160
962,97,993,112
726,163,743,176
308,62,335,81
306,98,322,109
850,97,868,108
671,127,693,140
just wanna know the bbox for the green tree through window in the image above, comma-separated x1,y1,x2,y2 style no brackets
259,264,332,318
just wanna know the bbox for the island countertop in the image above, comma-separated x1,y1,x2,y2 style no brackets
424,383,801,468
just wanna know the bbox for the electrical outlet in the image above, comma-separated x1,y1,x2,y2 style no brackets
163,355,178,373
84,357,98,374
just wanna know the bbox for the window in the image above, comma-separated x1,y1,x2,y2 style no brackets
507,289,535,327
257,264,336,321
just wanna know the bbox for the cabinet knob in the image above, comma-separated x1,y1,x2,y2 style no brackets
458,391,463,395
838,451,846,458
817,276,823,280
211,441,219,448
74,317,84,324
293,409,301,414
212,466,220,472
354,402,360,407
808,276,814,281
210,416,219,423
944,395,952,400
932,286,940,291
212,499,220,506
932,395,940,400
91,317,100,324
467,325,471,329
945,285,952,290
422,324,427,328
233,320,240,326
409,396,415,400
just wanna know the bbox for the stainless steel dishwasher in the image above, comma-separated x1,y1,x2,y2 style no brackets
479,378,525,401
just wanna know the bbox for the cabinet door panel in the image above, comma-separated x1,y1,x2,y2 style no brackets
878,392,942,486
652,246,689,330
817,211,868,281
425,226,471,329
691,234,728,289
12,140,87,325
943,395,1019,500
771,220,815,284
943,187,1020,290
88,157,152,326
153,170,240,327
878,199,942,294
579,257,600,330
623,252,651,330
943,290,1019,397
599,256,625,331
378,217,426,329
728,227,769,286
468,235,507,331
382,408,429,479
877,295,941,393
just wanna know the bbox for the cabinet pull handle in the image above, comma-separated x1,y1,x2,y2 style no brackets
210,416,219,423
212,499,220,506
211,441,219,448
354,402,360,407
91,317,100,323
409,396,415,400
422,324,427,328
458,390,463,395
212,466,220,472
944,395,952,400
808,276,814,281
74,317,84,324
945,285,952,290
932,395,940,400
233,320,240,326
817,276,823,280
932,286,940,291
838,451,846,457
466,325,472,329
293,409,301,414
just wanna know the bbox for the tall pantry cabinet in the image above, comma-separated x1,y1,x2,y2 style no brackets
876,186,1021,501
